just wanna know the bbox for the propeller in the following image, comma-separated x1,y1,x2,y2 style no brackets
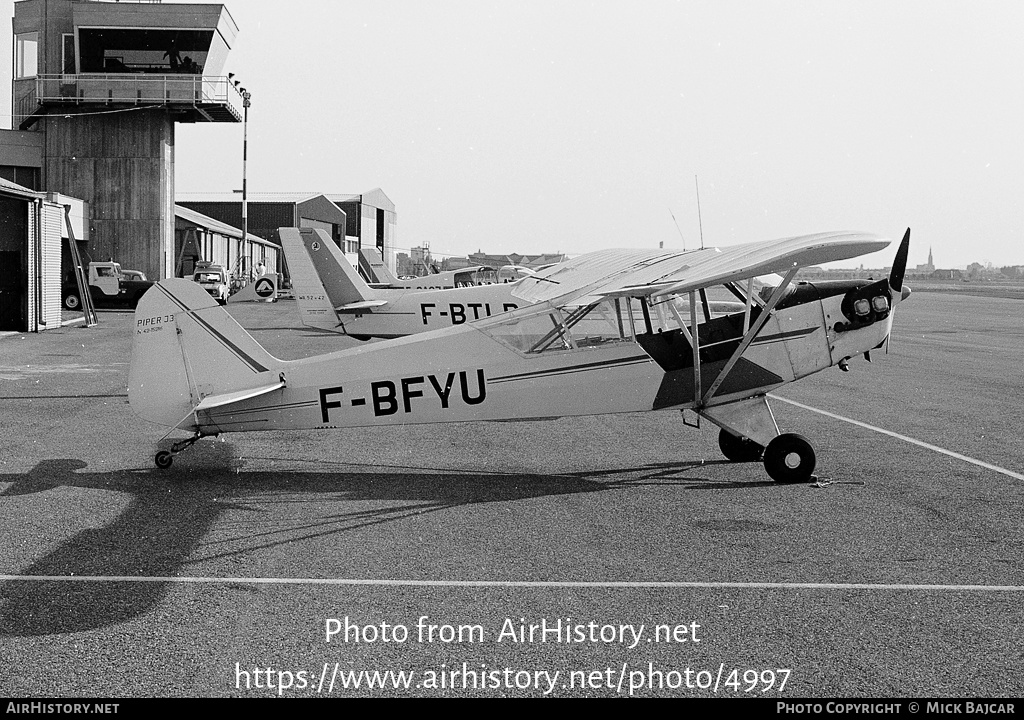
884,227,912,354
889,227,911,298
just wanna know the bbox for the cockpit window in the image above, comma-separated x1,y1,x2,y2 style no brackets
485,298,638,354
454,268,498,287
484,281,763,354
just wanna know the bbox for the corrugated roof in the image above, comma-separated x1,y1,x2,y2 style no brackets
174,204,274,245
0,176,42,199
177,191,382,206
177,191,324,204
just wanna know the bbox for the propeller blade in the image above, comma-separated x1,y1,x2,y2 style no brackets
889,228,911,292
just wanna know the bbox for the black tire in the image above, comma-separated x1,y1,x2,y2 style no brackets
63,293,81,311
155,451,174,469
763,433,816,484
718,428,764,462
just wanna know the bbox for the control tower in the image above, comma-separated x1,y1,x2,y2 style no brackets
11,0,242,279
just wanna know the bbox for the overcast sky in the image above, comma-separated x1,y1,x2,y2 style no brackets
4,0,1022,269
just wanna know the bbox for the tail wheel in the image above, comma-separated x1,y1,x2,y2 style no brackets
763,433,816,484
155,451,173,469
63,293,81,310
718,428,764,462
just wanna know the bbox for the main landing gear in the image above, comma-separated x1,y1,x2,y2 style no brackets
717,429,764,463
762,433,816,484
154,432,203,469
718,428,816,484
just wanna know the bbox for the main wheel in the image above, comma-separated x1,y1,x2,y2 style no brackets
718,428,764,462
763,433,816,484
63,293,81,310
155,451,174,469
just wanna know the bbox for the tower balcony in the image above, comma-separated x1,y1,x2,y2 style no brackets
18,73,243,128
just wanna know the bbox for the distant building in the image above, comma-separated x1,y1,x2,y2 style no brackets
915,247,935,274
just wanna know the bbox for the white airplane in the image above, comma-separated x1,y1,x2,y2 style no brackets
284,228,523,339
128,228,912,484
285,228,741,340
360,247,498,289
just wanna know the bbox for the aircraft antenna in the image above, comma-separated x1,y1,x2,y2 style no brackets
695,175,705,250
669,209,686,250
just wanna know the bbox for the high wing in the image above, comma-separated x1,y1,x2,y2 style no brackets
511,231,891,307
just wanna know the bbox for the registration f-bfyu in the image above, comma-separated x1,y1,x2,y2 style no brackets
128,229,912,483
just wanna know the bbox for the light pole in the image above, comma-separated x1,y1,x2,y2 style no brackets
240,85,251,284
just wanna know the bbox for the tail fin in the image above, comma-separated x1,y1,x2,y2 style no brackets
228,273,278,303
360,246,400,285
280,228,381,332
128,279,282,431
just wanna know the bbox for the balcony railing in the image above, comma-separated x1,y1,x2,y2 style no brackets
26,74,243,122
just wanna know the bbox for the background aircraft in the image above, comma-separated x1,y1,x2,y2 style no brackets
128,229,911,484
227,273,279,303
283,228,522,339
287,228,744,340
360,248,498,289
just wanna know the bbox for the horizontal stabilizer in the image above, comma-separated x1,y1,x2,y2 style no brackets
193,381,285,412
335,299,389,313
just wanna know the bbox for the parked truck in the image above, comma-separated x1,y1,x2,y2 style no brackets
62,261,154,310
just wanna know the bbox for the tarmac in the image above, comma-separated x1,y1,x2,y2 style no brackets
0,293,1021,697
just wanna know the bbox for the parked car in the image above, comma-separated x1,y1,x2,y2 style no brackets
191,262,231,305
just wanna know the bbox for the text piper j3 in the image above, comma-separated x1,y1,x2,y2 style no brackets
128,228,912,483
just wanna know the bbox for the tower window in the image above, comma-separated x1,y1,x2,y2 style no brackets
15,33,39,78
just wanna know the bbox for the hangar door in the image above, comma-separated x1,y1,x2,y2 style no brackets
0,195,28,330
0,250,24,330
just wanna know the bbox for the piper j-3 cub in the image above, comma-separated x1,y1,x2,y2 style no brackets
128,228,912,483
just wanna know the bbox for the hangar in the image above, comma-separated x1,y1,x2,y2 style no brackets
173,204,278,280
0,177,86,333
177,189,398,275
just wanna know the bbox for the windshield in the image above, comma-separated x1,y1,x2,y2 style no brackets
194,272,224,283
454,268,498,286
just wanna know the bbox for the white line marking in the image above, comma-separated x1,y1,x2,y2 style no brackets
0,575,1022,591
770,394,1024,481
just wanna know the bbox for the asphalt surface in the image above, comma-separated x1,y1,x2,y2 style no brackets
0,293,1021,698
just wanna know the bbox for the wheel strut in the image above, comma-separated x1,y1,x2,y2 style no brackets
154,432,203,469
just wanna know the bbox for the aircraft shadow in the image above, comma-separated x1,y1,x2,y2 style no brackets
0,444,762,638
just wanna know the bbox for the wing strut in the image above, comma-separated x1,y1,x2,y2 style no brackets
690,291,702,401
700,264,800,406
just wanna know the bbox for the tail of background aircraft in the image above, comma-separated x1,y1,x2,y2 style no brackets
280,227,383,332
227,273,279,303
128,279,283,432
360,246,401,285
